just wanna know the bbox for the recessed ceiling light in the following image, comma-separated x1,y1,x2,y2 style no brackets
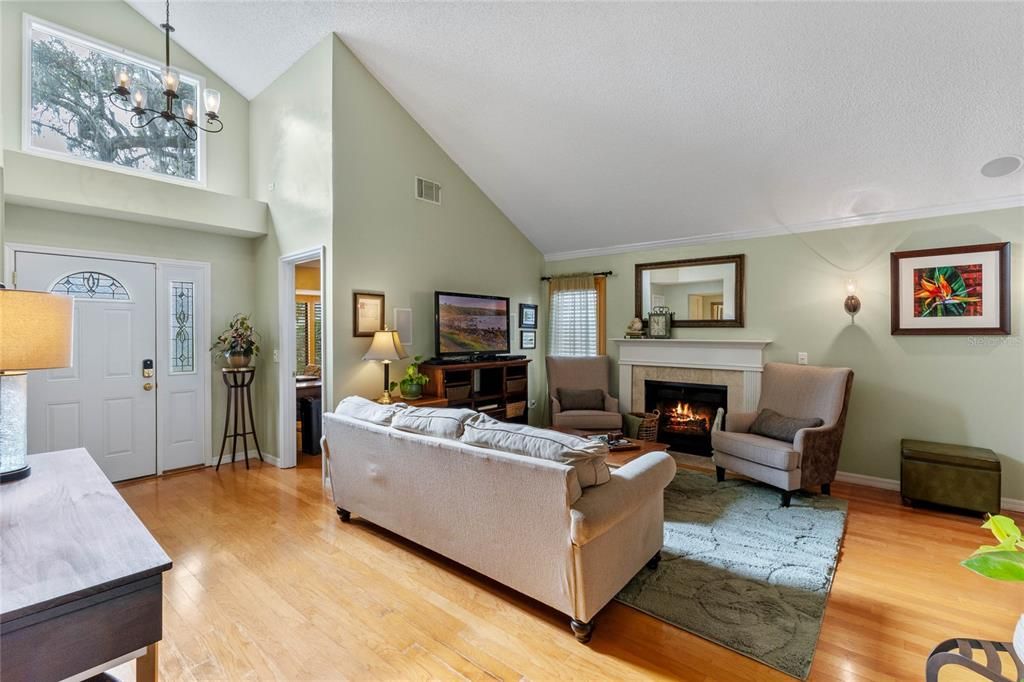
981,155,1023,178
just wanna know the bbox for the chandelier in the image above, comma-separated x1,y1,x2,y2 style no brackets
108,0,222,140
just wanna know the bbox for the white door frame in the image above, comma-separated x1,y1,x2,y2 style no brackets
277,246,329,471
3,242,213,474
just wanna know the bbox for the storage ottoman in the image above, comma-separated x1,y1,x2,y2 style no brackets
901,439,1001,515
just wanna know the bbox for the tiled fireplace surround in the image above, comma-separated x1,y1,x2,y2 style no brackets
611,338,773,416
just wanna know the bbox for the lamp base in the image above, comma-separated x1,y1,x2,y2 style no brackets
377,390,394,405
0,464,30,483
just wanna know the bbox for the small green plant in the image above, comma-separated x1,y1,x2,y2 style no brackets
961,515,1024,582
390,355,429,395
211,313,261,357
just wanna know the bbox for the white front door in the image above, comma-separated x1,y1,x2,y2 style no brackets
16,251,157,481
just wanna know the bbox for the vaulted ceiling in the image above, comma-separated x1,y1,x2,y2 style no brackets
128,1,1024,258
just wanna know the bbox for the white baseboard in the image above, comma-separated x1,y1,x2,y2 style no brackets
835,470,1024,513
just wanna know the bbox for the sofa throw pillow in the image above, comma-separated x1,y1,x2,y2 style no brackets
750,408,824,442
334,395,406,426
461,414,611,488
557,388,606,411
392,406,478,440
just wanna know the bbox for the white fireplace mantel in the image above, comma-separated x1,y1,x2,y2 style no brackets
611,338,773,413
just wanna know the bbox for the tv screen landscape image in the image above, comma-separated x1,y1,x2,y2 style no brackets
436,292,510,356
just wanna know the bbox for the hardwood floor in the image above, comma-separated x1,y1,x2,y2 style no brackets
113,456,1023,681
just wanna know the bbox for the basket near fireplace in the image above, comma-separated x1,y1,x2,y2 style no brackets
627,410,661,441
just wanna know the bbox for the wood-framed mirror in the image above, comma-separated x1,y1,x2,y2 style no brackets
635,254,745,328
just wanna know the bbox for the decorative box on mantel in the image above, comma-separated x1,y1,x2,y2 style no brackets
611,338,772,417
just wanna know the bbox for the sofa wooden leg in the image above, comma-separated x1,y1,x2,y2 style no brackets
781,491,792,508
570,618,594,643
821,483,831,496
337,507,351,523
715,466,726,483
646,552,661,570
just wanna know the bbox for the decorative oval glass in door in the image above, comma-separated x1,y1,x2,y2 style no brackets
50,271,131,301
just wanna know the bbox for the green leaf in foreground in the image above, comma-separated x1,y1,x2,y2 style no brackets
961,551,1024,582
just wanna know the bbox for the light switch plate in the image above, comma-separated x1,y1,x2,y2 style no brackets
272,348,280,363
797,352,808,365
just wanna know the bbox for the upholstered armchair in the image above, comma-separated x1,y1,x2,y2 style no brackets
711,362,854,507
546,356,623,431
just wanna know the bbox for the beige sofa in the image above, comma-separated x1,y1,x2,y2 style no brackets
711,362,854,506
323,398,676,642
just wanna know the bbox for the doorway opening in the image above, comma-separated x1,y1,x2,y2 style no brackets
277,246,328,474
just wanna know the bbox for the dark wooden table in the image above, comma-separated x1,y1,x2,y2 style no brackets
1,448,172,681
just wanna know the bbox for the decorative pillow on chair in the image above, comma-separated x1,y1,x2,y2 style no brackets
557,388,606,411
750,408,824,442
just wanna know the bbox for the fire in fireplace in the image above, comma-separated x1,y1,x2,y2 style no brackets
644,380,728,456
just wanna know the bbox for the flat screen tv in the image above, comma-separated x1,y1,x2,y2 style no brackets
435,291,510,357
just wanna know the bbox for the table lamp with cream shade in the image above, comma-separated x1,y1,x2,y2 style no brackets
0,286,74,482
362,329,407,404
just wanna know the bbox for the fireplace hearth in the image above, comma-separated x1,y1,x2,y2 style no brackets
644,380,728,456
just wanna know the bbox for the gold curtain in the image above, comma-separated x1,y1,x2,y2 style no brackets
546,273,607,356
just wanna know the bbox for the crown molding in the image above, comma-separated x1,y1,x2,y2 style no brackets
542,194,1024,262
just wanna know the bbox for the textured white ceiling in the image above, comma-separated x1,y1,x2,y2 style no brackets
127,1,1024,258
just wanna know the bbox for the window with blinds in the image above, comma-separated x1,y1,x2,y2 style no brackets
549,289,599,356
313,302,323,366
295,302,309,368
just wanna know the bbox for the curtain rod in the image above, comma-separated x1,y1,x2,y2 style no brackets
540,271,612,282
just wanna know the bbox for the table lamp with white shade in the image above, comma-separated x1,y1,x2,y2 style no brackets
0,286,74,482
362,329,407,404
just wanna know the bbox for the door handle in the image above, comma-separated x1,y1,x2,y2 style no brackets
143,382,154,391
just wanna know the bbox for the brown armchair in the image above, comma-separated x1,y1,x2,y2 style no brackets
546,356,623,431
711,362,854,506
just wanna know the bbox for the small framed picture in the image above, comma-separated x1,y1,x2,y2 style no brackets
890,242,1010,335
519,303,538,329
520,329,536,350
647,306,672,338
353,291,385,337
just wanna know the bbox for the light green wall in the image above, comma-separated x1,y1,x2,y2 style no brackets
545,208,1024,499
330,37,545,417
249,36,335,455
3,204,260,458
1,0,250,196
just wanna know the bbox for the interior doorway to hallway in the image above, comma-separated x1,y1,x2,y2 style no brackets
277,247,328,476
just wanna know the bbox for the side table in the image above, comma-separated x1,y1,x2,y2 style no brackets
218,367,263,470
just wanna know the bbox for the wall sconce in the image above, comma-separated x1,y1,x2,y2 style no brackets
844,279,862,322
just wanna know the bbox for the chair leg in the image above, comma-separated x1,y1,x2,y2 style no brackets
715,466,726,483
646,552,661,570
821,483,831,496
781,491,792,508
337,507,351,523
570,618,594,643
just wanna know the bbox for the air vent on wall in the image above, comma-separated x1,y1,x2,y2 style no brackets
416,176,441,205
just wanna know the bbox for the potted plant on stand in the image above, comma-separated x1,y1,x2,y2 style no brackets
391,355,429,400
928,515,1024,679
211,314,261,368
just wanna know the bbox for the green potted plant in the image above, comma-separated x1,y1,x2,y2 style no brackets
211,314,261,368
962,515,1024,653
391,355,429,400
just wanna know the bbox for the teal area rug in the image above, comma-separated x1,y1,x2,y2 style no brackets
616,470,848,680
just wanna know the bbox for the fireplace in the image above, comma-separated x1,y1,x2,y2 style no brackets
644,380,728,456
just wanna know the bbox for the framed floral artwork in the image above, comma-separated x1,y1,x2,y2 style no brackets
890,242,1010,335
353,291,385,337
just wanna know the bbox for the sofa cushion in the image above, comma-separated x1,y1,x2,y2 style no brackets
711,429,800,471
392,406,478,439
553,410,623,430
749,408,823,442
557,388,606,411
334,395,406,426
462,414,611,488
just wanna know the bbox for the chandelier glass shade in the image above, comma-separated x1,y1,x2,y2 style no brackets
107,0,222,141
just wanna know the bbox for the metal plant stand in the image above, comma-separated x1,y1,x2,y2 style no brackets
217,368,263,470
926,637,1022,682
